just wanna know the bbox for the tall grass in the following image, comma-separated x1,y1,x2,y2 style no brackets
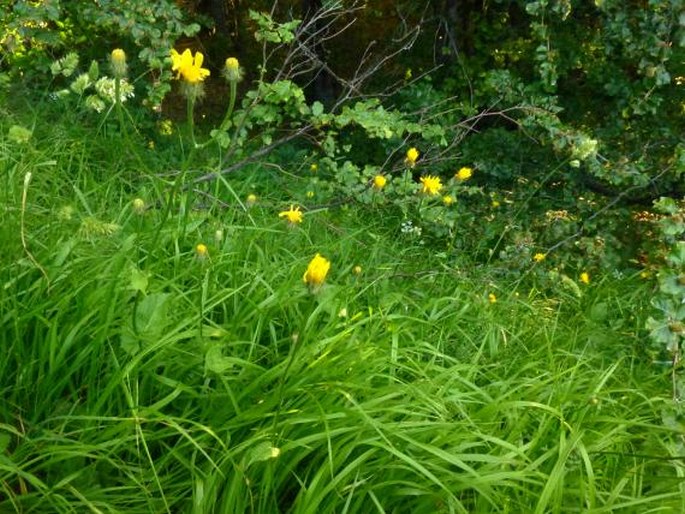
1,109,684,513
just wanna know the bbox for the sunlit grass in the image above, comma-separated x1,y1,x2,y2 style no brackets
1,112,684,513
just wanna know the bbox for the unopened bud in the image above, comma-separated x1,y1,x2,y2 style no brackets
110,48,127,78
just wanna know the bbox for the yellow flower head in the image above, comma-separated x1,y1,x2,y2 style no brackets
306,190,315,198
170,49,210,83
310,163,318,173
225,57,239,71
373,175,387,190
246,193,257,206
580,272,590,285
488,293,497,304
420,175,443,196
303,253,331,287
110,48,127,78
224,57,243,82
111,48,126,63
533,252,546,263
442,195,454,206
196,243,208,258
405,147,419,168
455,167,473,181
353,265,362,275
491,200,501,208
279,205,303,224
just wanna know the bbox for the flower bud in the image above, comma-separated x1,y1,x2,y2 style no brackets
132,198,145,214
224,57,243,82
196,243,209,259
110,48,127,78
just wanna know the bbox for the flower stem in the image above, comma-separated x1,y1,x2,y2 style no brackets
114,76,126,137
219,80,237,132
187,95,198,148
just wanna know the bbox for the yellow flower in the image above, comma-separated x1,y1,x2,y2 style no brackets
196,243,208,258
306,191,315,198
373,175,387,190
110,48,127,78
420,175,443,196
442,195,454,206
491,200,501,208
303,253,331,287
224,57,243,82
279,205,303,224
170,48,210,83
488,293,497,304
580,272,590,284
455,167,473,181
405,147,419,168
404,68,412,81
246,193,257,206
310,163,318,173
533,252,546,262
111,48,126,63
353,265,362,275
225,57,239,71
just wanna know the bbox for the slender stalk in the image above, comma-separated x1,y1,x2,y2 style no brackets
114,76,127,138
187,94,198,148
149,145,197,255
219,81,237,132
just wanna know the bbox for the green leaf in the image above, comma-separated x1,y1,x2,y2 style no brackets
311,101,324,117
666,242,685,267
0,433,11,453
135,293,171,337
246,441,280,467
129,266,149,294
120,332,140,356
205,345,234,373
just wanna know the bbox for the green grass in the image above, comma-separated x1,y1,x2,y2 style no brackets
1,110,684,513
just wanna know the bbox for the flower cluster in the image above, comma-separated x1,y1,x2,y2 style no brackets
95,77,134,103
401,148,474,202
69,74,135,112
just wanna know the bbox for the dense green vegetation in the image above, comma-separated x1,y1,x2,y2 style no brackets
1,1,684,512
